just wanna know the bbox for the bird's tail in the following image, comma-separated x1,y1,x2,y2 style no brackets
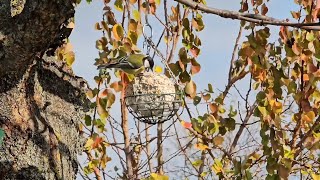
97,63,119,70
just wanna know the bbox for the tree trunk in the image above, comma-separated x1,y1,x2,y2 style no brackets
0,0,87,179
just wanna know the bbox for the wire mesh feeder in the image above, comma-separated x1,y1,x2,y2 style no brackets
124,72,182,124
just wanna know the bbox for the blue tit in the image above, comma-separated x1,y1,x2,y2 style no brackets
97,54,154,75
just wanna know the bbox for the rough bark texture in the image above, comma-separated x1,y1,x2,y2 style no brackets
0,0,87,179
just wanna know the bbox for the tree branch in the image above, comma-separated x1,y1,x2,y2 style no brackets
120,73,134,179
226,102,257,156
175,0,320,31
294,116,320,158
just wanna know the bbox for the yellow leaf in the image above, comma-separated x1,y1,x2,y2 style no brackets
133,10,140,21
65,51,75,66
150,173,169,180
101,155,112,169
154,65,163,73
248,152,260,161
84,138,94,150
312,173,320,180
213,136,224,146
212,159,223,174
195,143,208,151
97,98,109,120
192,160,203,167
302,111,315,123
270,100,283,114
112,23,124,41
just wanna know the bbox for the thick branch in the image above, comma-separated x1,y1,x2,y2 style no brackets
156,123,164,174
0,0,74,77
175,0,320,31
120,74,134,179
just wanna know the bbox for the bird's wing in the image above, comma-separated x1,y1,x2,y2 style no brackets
117,54,146,69
97,54,144,70
126,54,144,68
115,56,138,69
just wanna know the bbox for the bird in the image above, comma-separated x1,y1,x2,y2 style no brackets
97,54,154,75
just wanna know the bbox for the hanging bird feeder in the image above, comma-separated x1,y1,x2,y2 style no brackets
124,2,183,124
124,72,182,124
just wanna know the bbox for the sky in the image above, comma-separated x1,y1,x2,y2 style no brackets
70,0,300,179
70,0,298,90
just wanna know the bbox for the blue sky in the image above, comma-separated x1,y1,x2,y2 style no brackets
70,0,298,90
70,0,300,179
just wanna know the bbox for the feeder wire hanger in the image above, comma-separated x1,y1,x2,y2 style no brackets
142,0,182,90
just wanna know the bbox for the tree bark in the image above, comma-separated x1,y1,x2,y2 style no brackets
0,0,87,179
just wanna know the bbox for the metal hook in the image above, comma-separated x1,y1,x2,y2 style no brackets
143,24,153,55
143,24,153,40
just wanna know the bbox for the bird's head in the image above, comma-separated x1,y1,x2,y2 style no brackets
143,56,154,72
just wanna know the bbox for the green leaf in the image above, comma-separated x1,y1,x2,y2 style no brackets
245,170,253,180
306,31,315,42
167,62,181,76
179,71,191,83
219,126,227,135
207,83,214,93
192,160,203,167
114,0,124,12
178,48,188,63
222,118,236,131
228,106,237,117
192,15,205,31
191,118,203,133
84,115,92,126
288,81,297,94
128,31,138,45
193,96,201,105
256,91,266,101
182,18,190,29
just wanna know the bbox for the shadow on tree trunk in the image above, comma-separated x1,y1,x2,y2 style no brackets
0,57,88,179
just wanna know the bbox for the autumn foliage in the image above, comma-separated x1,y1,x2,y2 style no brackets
76,0,320,179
